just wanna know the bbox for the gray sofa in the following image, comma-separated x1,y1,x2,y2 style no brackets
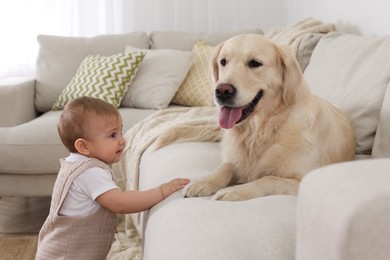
1,27,390,260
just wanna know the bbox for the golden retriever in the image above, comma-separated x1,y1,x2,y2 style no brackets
180,34,355,201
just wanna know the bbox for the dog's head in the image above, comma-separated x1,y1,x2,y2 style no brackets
210,34,303,129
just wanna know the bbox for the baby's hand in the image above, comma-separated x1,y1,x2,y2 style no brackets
160,178,190,199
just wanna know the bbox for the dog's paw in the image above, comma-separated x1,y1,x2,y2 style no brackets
183,180,220,198
212,186,253,201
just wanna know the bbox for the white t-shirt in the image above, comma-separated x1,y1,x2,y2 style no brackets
59,153,119,217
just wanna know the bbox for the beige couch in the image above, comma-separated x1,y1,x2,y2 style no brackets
1,27,389,260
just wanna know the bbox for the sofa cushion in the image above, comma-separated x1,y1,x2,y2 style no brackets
172,40,214,107
145,194,297,260
297,158,390,260
35,32,150,112
372,83,390,157
121,46,193,109
150,29,263,51
52,51,145,110
304,32,390,154
138,142,297,259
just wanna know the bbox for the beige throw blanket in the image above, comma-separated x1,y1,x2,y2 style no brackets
107,107,220,259
266,17,335,53
266,17,335,72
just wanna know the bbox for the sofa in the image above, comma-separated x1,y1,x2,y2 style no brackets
1,20,390,260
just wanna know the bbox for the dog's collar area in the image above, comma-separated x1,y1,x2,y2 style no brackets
219,90,263,129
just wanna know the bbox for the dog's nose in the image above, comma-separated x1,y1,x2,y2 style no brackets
215,84,236,103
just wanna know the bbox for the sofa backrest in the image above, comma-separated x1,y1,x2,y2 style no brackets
34,30,264,113
372,83,390,158
33,28,333,114
304,32,390,156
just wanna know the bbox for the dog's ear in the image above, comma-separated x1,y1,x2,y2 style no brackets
277,45,303,106
210,42,224,83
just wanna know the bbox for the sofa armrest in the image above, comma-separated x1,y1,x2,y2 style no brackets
0,77,37,126
296,158,390,260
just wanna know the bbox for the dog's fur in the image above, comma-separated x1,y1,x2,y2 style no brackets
176,34,355,201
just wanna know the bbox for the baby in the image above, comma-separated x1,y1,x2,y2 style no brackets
36,96,189,259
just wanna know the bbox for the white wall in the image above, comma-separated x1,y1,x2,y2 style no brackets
290,0,390,36
120,0,290,34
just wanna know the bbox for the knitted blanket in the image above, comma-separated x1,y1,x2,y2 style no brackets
107,106,220,259
266,17,335,54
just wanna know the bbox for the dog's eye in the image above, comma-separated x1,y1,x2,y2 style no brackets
248,59,263,68
220,58,227,66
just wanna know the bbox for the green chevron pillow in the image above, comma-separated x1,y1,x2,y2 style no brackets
52,51,145,110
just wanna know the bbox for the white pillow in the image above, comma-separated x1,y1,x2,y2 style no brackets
304,32,390,154
122,46,193,109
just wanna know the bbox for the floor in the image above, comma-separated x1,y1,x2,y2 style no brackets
0,196,50,237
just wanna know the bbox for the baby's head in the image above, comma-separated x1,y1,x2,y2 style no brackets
58,96,121,153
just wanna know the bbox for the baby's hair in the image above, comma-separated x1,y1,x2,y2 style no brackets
57,96,120,153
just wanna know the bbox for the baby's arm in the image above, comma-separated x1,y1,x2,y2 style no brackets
96,178,189,214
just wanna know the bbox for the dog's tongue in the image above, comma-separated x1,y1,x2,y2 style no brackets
219,107,242,129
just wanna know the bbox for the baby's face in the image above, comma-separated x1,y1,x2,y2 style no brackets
85,115,125,164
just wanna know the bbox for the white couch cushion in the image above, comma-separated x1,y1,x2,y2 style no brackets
372,82,390,157
35,32,150,112
122,46,193,109
139,142,297,260
304,32,390,154
297,158,390,260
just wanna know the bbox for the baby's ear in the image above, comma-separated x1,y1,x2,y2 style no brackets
74,138,90,156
